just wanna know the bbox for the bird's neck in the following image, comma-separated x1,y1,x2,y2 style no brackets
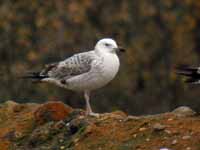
95,48,117,57
95,48,103,56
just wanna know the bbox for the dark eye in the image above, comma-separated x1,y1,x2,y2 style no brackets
105,43,111,47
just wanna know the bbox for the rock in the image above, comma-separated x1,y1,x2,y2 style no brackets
125,115,140,121
4,100,18,107
172,139,178,145
146,138,150,141
13,104,26,113
182,135,191,140
139,127,147,132
3,101,19,114
167,118,174,121
0,101,39,150
64,109,85,123
165,130,172,134
153,123,166,131
54,120,66,129
60,145,65,150
0,100,200,150
111,111,127,118
98,111,127,121
172,106,196,117
68,118,90,135
34,101,73,125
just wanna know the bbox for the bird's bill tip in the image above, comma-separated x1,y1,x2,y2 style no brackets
115,47,126,53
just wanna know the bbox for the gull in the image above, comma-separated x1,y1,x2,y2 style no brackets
24,38,125,116
176,65,200,83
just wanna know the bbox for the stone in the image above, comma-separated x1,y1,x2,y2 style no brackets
139,127,147,132
172,106,196,117
34,101,73,125
153,123,166,131
172,139,178,145
182,135,191,140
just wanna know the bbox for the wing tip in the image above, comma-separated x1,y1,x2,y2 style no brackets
20,72,48,81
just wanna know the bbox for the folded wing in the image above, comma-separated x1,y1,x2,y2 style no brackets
24,51,95,82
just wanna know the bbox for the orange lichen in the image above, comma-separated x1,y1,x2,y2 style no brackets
34,101,73,125
0,101,200,150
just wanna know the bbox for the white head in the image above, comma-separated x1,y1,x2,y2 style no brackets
94,38,125,54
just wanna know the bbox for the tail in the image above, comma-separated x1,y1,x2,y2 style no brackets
21,72,48,83
176,65,200,84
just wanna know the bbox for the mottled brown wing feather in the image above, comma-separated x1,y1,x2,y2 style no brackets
40,52,94,80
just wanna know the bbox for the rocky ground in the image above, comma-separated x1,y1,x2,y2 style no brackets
0,101,199,150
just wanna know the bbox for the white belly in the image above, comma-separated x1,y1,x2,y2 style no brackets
67,53,120,91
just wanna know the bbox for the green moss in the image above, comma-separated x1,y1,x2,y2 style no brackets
75,125,86,136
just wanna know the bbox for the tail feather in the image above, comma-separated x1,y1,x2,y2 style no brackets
176,65,200,84
21,72,48,82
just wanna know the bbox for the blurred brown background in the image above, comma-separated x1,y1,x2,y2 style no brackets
1,0,200,115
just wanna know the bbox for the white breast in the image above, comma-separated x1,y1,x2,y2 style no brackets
66,53,120,91
83,53,120,90
100,53,120,82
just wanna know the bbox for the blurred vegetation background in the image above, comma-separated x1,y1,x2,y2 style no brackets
1,0,200,115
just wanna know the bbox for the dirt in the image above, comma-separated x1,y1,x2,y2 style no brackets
0,101,199,150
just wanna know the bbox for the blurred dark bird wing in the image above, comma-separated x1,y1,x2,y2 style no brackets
176,65,200,83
